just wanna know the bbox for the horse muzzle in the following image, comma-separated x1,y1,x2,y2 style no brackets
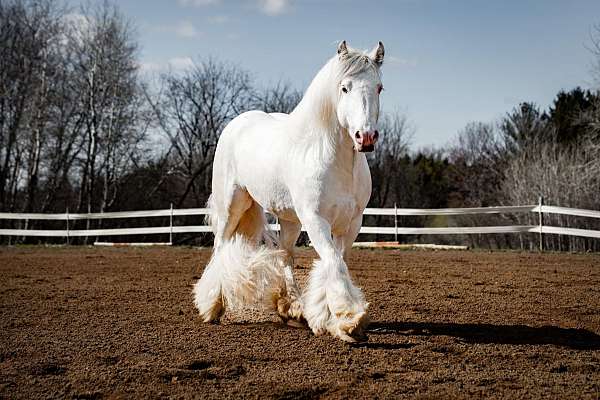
354,130,379,152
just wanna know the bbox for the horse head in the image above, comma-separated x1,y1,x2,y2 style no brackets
335,40,385,152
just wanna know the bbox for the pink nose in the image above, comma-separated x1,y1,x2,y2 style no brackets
355,130,379,149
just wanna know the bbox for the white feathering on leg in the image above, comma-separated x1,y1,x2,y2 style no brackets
217,235,286,310
302,259,330,335
324,257,369,341
303,256,369,341
193,255,224,322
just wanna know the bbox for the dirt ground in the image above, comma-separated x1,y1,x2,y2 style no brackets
1,246,599,399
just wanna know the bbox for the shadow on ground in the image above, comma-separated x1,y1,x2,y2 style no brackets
368,321,600,350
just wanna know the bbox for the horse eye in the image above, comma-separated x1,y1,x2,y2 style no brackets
342,86,348,94
377,85,383,94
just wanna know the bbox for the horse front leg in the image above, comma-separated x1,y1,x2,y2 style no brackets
300,214,369,342
333,215,363,263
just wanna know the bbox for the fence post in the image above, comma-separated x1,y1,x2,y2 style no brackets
394,202,398,243
538,196,544,252
85,203,91,245
169,203,174,245
66,207,70,245
22,218,28,243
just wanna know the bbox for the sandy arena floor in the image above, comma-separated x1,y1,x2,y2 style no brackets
1,246,599,399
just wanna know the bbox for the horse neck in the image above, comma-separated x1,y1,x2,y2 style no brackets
288,59,355,169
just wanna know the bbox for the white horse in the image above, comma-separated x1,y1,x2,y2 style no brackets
193,40,384,342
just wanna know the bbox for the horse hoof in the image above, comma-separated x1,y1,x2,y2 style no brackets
339,331,369,343
333,311,370,343
288,299,304,321
198,302,225,323
286,319,307,328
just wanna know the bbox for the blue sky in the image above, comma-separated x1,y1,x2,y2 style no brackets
92,0,600,148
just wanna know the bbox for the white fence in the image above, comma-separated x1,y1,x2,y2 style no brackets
1,203,600,246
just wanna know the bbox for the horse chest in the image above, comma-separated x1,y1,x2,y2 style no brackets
298,154,371,233
328,195,358,235
322,170,367,234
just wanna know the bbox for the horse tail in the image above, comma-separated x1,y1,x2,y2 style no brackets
205,193,274,244
193,234,287,322
204,193,217,234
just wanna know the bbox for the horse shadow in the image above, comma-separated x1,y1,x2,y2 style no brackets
366,321,600,350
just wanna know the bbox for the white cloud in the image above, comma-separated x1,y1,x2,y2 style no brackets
155,20,201,39
174,20,200,38
175,0,291,16
167,57,195,70
139,61,163,74
177,0,220,6
138,57,195,74
258,0,291,16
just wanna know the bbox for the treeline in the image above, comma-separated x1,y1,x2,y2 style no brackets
1,0,599,250
368,91,600,251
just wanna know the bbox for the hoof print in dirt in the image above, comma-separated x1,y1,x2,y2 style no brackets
276,386,328,399
98,356,120,366
186,360,212,371
72,391,103,400
370,371,386,380
162,360,245,383
30,363,66,376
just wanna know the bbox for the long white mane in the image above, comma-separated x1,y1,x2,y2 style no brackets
291,47,382,131
283,47,382,161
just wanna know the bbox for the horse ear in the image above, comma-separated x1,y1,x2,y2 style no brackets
369,41,385,66
337,40,348,58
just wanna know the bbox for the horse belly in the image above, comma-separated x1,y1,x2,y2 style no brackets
234,154,297,220
245,180,297,220
228,117,292,210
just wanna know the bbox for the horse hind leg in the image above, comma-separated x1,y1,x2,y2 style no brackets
193,187,252,322
212,187,253,249
224,205,305,326
196,190,289,322
232,201,294,320
234,200,266,246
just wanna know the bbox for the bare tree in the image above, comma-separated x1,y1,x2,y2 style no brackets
68,1,147,214
503,139,600,251
0,0,65,212
589,23,600,88
156,59,254,207
367,112,413,208
254,81,302,114
38,36,86,212
579,25,600,139
448,122,506,207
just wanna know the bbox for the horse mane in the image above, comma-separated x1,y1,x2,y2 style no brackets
290,46,380,132
336,49,380,82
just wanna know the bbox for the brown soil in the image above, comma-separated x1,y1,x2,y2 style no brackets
1,246,600,399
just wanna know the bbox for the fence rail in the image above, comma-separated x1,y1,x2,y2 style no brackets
1,204,600,242
0,208,209,220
